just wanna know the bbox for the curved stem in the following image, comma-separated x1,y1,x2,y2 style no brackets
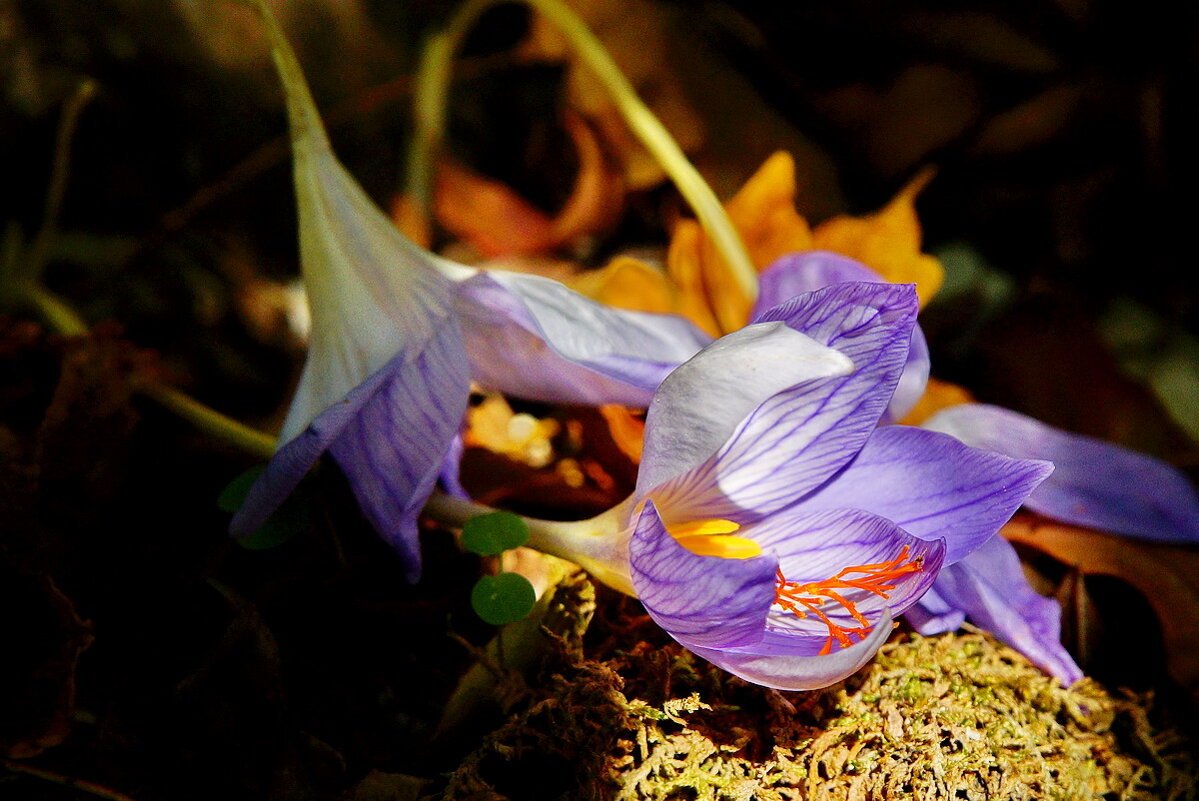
142,384,278,460
23,79,97,283
407,0,758,315
424,490,635,595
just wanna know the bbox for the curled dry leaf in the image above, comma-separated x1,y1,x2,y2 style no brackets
396,112,623,260
1002,513,1199,700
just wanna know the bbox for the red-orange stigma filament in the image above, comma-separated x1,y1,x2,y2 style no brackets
774,546,925,655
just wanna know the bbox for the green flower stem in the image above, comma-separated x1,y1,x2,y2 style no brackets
408,0,758,316
424,491,636,595
22,282,89,337
22,79,97,283
142,383,278,461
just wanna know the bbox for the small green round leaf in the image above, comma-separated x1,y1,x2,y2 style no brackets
219,466,309,550
461,511,529,556
217,466,265,513
471,572,536,625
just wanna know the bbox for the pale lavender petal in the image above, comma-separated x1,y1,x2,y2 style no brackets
800,426,1053,564
932,536,1083,685
654,283,918,521
231,355,396,539
904,586,966,635
629,500,777,650
455,271,712,408
438,434,469,499
234,324,471,581
888,325,930,423
688,609,896,691
924,403,1199,543
636,322,853,500
750,508,944,639
757,251,929,421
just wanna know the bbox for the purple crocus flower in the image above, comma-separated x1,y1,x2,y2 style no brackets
231,4,710,579
624,281,1052,689
759,250,1199,685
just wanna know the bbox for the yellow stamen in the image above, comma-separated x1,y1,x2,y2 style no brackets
665,518,762,559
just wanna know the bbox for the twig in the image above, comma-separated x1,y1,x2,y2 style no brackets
2,759,142,801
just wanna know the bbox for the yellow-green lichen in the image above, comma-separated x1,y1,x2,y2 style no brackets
438,580,1197,801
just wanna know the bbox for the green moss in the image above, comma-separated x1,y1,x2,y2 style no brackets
439,581,1197,801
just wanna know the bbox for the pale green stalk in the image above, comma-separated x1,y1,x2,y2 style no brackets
407,0,758,325
425,491,635,595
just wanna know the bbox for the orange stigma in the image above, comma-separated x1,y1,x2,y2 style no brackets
773,546,925,655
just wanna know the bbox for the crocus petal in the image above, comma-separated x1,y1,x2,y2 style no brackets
749,508,944,639
327,328,471,580
234,329,472,579
688,609,895,691
255,0,468,446
931,536,1083,685
903,586,967,635
630,500,777,650
757,251,930,421
231,351,402,539
455,271,712,407
798,425,1054,564
635,321,854,499
923,404,1199,543
755,251,883,313
655,283,918,521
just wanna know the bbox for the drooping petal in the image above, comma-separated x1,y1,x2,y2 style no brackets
635,322,854,500
230,350,401,539
756,251,930,422
629,500,777,650
924,404,1199,543
655,283,918,521
687,609,895,691
749,508,944,639
799,425,1054,564
455,271,712,407
233,327,472,580
327,326,472,581
931,536,1083,685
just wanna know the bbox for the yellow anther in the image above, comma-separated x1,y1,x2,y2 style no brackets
665,518,762,559
668,518,741,537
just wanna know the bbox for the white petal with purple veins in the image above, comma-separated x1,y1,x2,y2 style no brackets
635,322,853,500
653,283,919,521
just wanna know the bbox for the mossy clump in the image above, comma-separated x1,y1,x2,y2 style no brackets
440,578,1197,801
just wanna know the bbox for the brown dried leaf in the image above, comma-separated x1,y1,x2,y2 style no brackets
1002,514,1199,700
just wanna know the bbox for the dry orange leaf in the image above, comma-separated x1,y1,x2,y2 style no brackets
723,151,815,269
811,166,943,306
664,151,814,335
598,403,645,465
393,113,623,260
569,256,677,316
651,151,943,335
1003,514,1199,700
